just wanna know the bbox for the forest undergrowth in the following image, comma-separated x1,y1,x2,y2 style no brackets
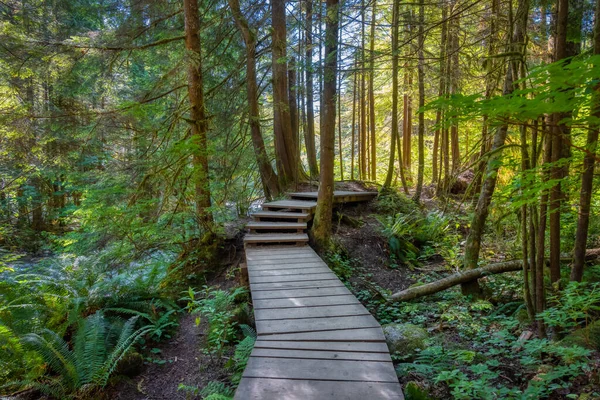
325,191,600,400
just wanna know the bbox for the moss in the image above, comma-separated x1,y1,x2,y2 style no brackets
561,320,600,351
382,323,428,355
404,381,433,400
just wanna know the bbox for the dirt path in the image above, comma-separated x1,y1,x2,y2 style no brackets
108,313,230,400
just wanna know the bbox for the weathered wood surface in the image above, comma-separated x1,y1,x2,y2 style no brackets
234,246,403,399
261,199,318,212
251,210,311,221
288,190,378,204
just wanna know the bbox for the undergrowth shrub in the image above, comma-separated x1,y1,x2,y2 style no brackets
185,286,249,356
19,312,152,398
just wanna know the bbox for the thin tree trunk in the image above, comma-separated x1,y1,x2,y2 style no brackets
360,0,367,180
384,0,400,188
571,0,600,281
272,0,298,187
228,0,281,200
305,0,319,178
413,0,425,202
312,0,339,247
184,0,213,227
369,0,377,181
461,0,529,297
432,2,448,185
351,54,358,180
549,0,568,284
337,9,344,180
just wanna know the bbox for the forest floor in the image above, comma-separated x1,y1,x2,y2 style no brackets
106,268,239,399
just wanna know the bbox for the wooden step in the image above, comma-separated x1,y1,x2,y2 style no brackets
289,191,378,203
244,233,309,248
251,211,312,222
247,221,307,233
261,200,317,212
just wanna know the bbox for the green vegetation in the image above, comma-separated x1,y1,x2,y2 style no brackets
1,0,600,398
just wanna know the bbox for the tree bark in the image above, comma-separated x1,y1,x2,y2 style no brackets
461,0,529,297
384,0,400,188
360,0,367,180
228,0,281,200
571,0,600,282
312,0,339,248
432,2,448,186
305,0,319,179
368,0,377,181
184,0,213,227
549,0,568,284
413,0,425,202
392,261,531,302
272,0,298,187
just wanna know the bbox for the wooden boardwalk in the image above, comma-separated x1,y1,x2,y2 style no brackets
235,191,404,399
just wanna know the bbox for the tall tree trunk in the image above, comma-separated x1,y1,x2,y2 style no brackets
312,0,339,247
472,0,499,199
368,0,377,181
384,0,400,188
305,0,319,179
571,0,600,281
549,0,568,284
228,0,281,200
413,0,425,202
461,0,529,297
337,9,344,180
272,0,298,186
184,0,213,227
449,10,460,174
432,2,448,185
351,54,358,180
360,0,367,180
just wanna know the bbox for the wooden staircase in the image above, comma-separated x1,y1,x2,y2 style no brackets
243,191,378,249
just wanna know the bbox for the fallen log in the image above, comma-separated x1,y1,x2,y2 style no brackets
389,249,600,302
389,260,524,302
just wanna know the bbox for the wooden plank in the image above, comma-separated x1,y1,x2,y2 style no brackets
243,233,309,244
250,347,391,361
249,272,336,284
253,294,360,309
246,247,314,255
254,304,369,321
235,378,404,400
246,250,317,258
262,200,317,211
247,261,327,271
248,267,331,277
246,257,322,265
242,357,398,383
251,211,311,221
249,280,344,291
256,315,380,335
250,286,352,300
259,327,386,342
246,221,307,230
253,340,391,353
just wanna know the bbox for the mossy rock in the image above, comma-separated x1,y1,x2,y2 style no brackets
404,381,433,400
382,323,428,355
561,320,600,351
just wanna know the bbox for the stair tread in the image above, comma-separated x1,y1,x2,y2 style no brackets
251,211,311,220
244,233,309,243
247,221,307,229
262,200,317,210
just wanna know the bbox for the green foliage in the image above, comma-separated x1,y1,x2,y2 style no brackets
20,312,152,398
539,281,600,332
185,286,248,356
374,190,419,216
178,381,234,400
229,324,256,386
378,211,452,265
326,251,354,281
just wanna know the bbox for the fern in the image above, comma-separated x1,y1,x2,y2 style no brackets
200,381,234,399
21,312,149,396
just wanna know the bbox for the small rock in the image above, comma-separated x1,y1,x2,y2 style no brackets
382,323,428,355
